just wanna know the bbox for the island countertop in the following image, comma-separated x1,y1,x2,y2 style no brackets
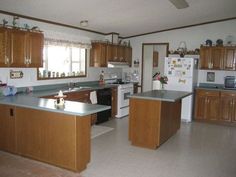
128,90,192,102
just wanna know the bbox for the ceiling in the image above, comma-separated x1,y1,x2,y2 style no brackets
0,0,235,38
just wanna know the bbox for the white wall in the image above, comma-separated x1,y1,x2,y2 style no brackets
129,19,236,85
0,13,122,87
142,45,153,91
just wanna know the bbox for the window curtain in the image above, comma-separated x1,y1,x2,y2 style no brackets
44,38,91,49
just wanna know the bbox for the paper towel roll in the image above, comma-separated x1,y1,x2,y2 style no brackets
152,80,161,90
90,91,97,104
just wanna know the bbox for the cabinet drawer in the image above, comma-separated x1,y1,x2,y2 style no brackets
221,91,236,97
196,89,220,96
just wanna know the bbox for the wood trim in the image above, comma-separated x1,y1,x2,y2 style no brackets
121,17,236,39
0,10,105,35
141,43,169,92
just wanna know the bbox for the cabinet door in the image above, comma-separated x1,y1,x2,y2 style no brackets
205,95,220,121
117,45,125,61
194,92,206,120
224,47,236,70
106,44,114,62
111,87,117,118
231,99,236,123
124,47,132,66
27,32,44,67
90,43,107,67
0,28,12,66
220,95,233,122
211,47,224,69
0,105,16,153
10,29,27,67
200,46,211,69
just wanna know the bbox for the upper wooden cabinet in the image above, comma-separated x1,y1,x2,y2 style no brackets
200,46,236,70
224,47,236,70
90,42,132,67
0,27,44,68
90,42,107,67
200,46,224,70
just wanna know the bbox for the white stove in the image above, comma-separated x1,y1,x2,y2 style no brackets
106,80,133,118
116,83,133,118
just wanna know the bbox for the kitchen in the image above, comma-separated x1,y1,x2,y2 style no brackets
0,0,236,177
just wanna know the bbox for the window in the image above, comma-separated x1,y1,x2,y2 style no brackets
38,38,90,80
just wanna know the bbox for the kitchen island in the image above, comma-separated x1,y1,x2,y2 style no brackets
129,90,191,149
0,94,110,172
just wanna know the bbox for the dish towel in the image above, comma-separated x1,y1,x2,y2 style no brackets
90,91,97,104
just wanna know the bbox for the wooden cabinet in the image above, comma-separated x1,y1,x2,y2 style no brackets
200,46,224,70
224,47,236,70
90,42,132,67
0,27,44,68
194,89,220,121
0,28,12,66
133,83,138,94
0,104,16,153
111,87,117,118
90,43,107,67
211,47,224,69
124,46,132,66
220,92,236,123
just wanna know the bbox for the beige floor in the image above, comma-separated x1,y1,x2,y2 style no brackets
1,117,236,177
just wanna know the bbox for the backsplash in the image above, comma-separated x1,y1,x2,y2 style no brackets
198,70,236,84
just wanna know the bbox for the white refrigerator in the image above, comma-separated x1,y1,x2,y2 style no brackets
164,57,198,122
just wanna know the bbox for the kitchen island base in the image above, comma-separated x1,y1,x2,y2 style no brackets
129,98,181,149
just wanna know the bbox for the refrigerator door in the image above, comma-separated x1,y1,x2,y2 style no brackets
165,76,193,92
165,57,194,78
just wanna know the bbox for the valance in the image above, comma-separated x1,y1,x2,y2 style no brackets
44,38,91,49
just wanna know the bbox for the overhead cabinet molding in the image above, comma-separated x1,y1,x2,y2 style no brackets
0,27,44,68
90,42,132,67
199,46,236,70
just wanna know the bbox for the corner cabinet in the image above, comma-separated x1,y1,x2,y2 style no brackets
0,27,44,68
0,104,16,153
90,42,132,67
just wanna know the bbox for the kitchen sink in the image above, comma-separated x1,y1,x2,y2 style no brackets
63,86,92,93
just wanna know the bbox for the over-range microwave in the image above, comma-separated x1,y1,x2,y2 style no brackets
224,76,236,89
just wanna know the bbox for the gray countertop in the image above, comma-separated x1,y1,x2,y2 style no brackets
195,86,236,92
0,84,117,116
128,90,192,102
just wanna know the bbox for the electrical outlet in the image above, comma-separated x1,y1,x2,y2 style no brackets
10,70,23,79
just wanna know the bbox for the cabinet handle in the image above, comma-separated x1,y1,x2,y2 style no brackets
5,56,9,65
10,108,14,117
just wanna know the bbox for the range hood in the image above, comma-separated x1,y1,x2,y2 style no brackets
108,62,130,68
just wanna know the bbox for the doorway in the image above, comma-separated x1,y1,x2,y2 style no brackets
141,43,169,92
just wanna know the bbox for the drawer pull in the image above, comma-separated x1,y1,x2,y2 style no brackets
10,108,14,117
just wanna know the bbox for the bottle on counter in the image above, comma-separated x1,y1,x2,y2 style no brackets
99,70,105,85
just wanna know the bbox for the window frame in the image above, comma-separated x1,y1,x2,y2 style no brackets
37,44,87,80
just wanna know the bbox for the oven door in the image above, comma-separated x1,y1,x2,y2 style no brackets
120,88,133,107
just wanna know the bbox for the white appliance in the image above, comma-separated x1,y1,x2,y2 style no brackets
116,83,134,118
164,57,198,122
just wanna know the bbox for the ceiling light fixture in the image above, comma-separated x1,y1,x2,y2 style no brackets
169,0,189,9
80,20,88,27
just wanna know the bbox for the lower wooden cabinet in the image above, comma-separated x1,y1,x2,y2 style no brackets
195,89,236,124
194,90,220,121
0,104,16,153
111,87,117,118
220,92,236,123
